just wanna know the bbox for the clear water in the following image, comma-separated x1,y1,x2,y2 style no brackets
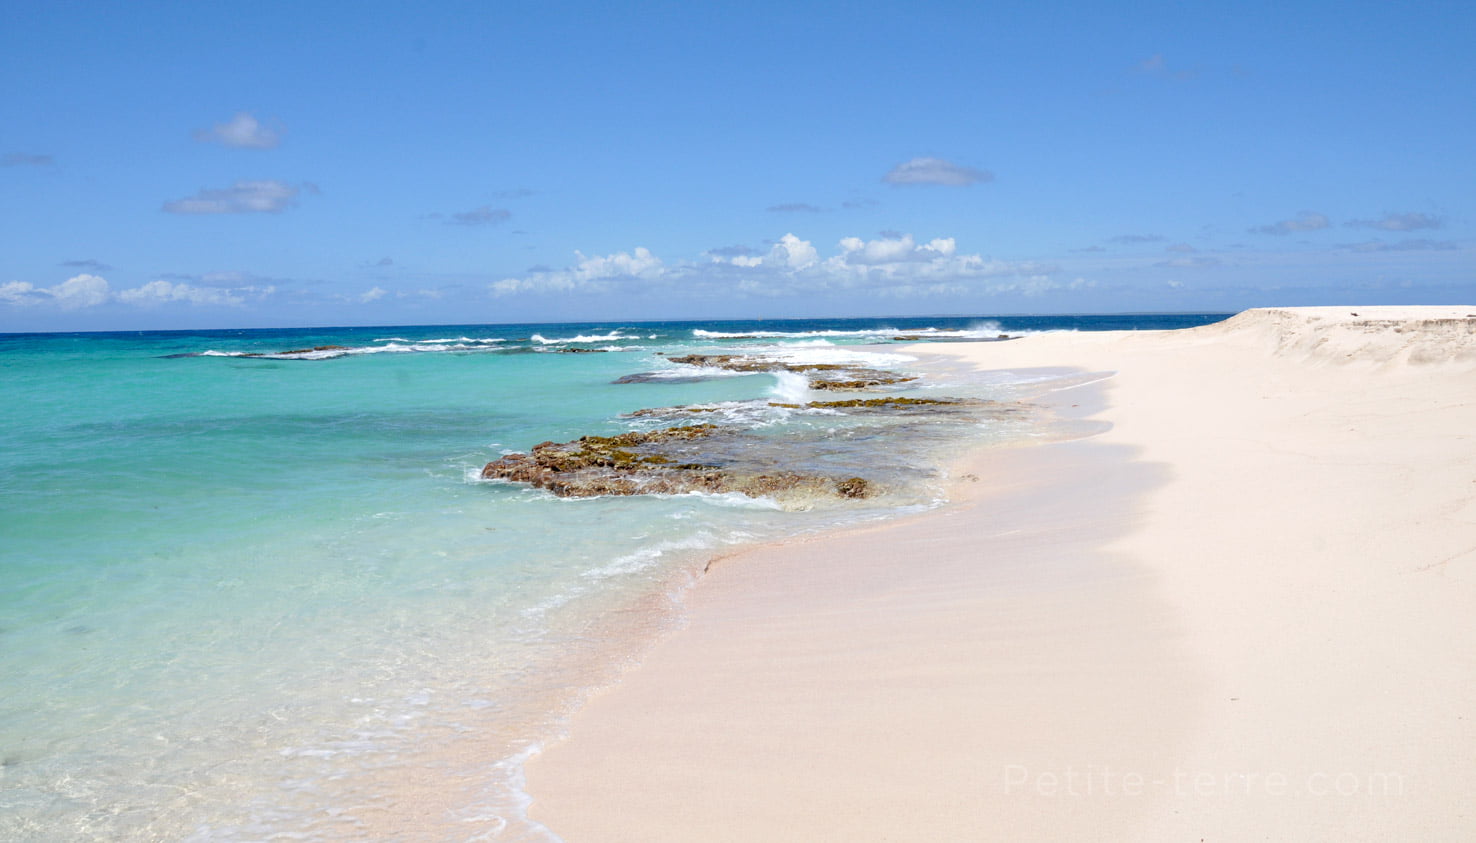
0,314,1228,840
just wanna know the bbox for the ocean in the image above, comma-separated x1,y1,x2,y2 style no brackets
0,313,1227,840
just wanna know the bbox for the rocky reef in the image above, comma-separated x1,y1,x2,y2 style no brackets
766,396,969,410
639,353,917,390
481,424,874,501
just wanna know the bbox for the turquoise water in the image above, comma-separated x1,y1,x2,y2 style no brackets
0,315,1227,840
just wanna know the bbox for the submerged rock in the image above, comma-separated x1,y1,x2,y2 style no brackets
481,424,877,501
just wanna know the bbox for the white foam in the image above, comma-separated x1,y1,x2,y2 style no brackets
581,533,718,580
531,331,631,344
739,346,917,368
639,365,751,380
660,491,786,511
693,327,899,339
768,370,811,404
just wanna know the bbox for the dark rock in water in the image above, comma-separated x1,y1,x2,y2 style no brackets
269,345,350,356
613,372,720,384
629,405,723,416
481,424,877,501
767,397,968,410
659,353,914,391
557,347,608,353
230,344,352,359
809,374,914,390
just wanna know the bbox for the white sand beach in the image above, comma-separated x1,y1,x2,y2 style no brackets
524,307,1476,841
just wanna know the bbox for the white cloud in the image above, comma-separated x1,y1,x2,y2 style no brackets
0,274,109,309
1345,212,1442,232
720,233,820,270
835,233,956,265
163,180,301,214
117,280,253,306
1249,211,1330,235
492,247,665,295
493,232,1058,299
1,273,272,310
883,157,993,186
0,281,44,305
360,286,389,302
193,112,282,149
53,274,111,308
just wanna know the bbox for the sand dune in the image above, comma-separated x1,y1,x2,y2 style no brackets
1203,306,1476,366
524,307,1476,841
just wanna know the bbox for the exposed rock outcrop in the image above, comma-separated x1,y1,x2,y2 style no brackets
481,425,875,501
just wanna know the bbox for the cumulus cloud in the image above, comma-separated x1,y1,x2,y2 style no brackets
1345,212,1443,232
116,280,256,306
835,233,956,265
492,247,665,295
766,202,826,213
717,234,821,271
163,180,302,214
2,152,54,167
1,273,273,309
450,206,512,226
193,112,282,149
1249,211,1330,235
883,157,993,186
359,286,389,303
1,274,110,309
493,232,1060,299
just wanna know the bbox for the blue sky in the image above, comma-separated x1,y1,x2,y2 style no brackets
2,0,1473,331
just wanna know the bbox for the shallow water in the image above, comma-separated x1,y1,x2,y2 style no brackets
0,314,1227,839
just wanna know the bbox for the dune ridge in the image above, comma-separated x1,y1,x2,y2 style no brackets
1197,305,1476,366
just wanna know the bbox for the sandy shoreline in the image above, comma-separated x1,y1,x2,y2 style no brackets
524,307,1476,841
